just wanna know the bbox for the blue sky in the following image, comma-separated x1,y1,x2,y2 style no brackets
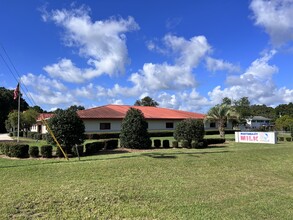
0,0,293,113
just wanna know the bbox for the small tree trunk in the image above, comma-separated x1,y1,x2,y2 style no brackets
218,120,225,138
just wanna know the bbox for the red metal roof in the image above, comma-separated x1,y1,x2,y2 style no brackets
36,113,54,121
77,105,205,120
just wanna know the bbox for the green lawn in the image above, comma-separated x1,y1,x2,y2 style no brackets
0,142,292,219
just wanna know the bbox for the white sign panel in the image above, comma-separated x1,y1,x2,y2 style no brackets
235,132,277,144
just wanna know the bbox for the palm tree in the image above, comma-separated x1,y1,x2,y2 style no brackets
205,104,238,138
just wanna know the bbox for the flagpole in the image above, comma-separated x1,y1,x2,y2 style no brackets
17,82,20,143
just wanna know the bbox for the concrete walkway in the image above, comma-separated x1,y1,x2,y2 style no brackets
0,133,14,141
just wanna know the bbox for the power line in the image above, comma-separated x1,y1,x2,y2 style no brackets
0,44,38,107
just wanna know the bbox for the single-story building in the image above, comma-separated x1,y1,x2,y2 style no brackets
32,105,206,134
31,104,237,134
78,105,205,133
245,116,272,129
31,113,54,134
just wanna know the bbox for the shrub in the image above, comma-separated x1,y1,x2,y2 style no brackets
174,119,205,146
9,144,29,158
72,145,84,157
34,133,42,140
196,141,207,149
278,137,284,141
56,146,65,158
104,139,118,150
85,141,104,155
85,133,120,140
149,131,174,137
29,146,39,158
163,140,170,148
47,109,85,148
154,139,161,148
172,141,179,148
191,141,198,148
205,138,226,145
285,137,292,142
0,142,13,156
181,140,190,148
120,108,152,149
40,145,53,158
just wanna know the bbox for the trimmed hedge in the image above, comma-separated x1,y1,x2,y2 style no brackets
205,138,226,145
149,131,174,137
41,145,53,158
29,146,39,158
162,140,170,148
172,141,179,148
104,139,118,150
181,140,190,148
285,137,292,142
154,139,161,148
9,144,29,158
85,133,120,140
205,130,239,135
278,137,284,141
85,141,104,155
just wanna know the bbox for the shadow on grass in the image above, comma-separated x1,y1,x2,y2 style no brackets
0,147,231,168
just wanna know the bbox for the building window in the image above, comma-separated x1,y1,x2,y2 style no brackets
100,123,111,130
210,122,216,128
166,122,174,129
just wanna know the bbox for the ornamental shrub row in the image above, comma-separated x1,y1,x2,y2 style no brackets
0,142,29,158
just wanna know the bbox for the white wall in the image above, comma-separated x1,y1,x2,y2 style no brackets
83,119,181,133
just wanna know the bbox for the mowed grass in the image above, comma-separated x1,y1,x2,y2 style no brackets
0,142,292,219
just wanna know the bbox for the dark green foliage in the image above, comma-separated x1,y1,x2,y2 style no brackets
0,142,15,156
279,137,284,141
149,131,174,137
47,109,85,150
191,141,198,148
40,145,53,158
0,87,29,133
29,146,39,158
104,139,118,150
205,130,238,135
154,139,161,148
163,140,170,148
205,138,226,145
285,137,292,142
172,141,179,148
181,140,190,148
120,108,152,149
56,146,66,158
85,133,120,139
9,144,29,158
174,119,205,146
85,141,104,155
72,145,84,157
197,141,207,149
134,96,159,107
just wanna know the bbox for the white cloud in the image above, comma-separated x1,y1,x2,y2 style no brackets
129,63,196,91
250,0,293,47
205,57,240,73
42,6,139,82
163,34,211,68
21,73,67,93
208,50,293,106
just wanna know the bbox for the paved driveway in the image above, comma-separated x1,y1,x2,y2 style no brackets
0,133,13,141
